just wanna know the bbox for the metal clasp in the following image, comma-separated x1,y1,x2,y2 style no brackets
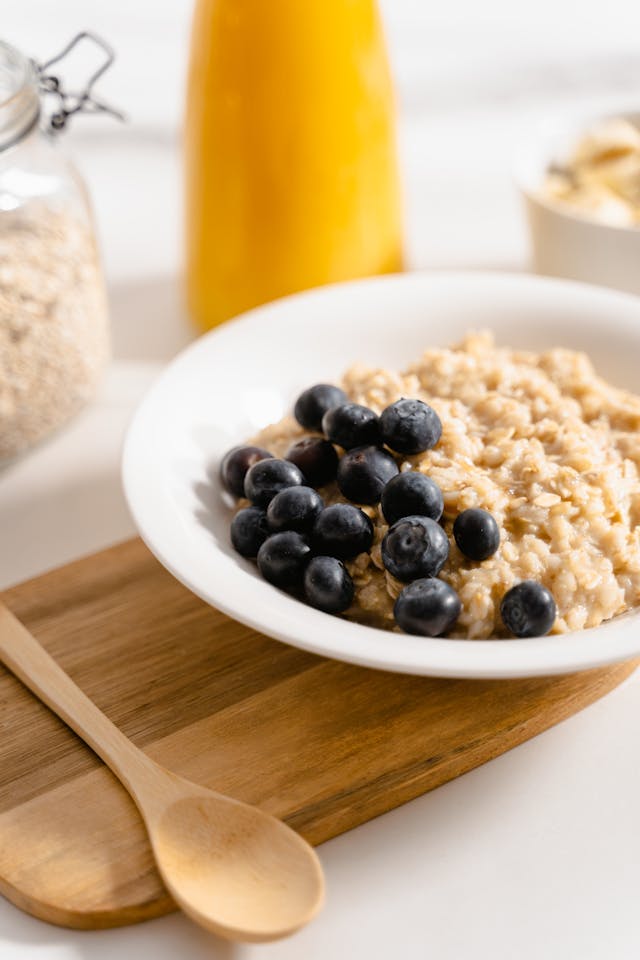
35,31,125,133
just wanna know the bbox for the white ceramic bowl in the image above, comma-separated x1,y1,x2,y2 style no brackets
123,271,640,679
516,109,640,296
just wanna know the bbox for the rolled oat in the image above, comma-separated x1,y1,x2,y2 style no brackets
0,206,109,459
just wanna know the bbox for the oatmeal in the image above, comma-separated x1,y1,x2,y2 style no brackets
249,333,640,638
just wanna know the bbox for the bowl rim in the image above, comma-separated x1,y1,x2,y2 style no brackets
122,269,640,679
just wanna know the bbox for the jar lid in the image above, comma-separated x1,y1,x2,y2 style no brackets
0,41,40,151
0,32,123,152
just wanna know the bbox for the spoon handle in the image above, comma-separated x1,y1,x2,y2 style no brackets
0,602,161,801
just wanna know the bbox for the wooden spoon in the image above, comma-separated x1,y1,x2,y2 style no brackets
0,602,324,942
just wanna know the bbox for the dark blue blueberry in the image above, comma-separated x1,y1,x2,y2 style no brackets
244,458,304,507
321,402,381,449
257,531,311,588
381,515,449,582
500,581,557,638
379,398,442,454
337,445,399,505
394,578,462,636
381,471,443,525
304,556,354,614
220,445,272,498
453,508,500,561
285,437,339,487
267,486,324,533
312,503,374,560
230,506,270,558
294,383,347,431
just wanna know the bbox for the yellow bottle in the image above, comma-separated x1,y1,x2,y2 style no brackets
185,0,403,331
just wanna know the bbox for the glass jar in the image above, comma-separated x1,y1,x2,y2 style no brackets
0,39,109,460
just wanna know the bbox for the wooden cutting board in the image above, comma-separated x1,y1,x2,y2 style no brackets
0,538,635,931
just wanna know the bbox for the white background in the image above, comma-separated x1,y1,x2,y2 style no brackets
2,1,640,957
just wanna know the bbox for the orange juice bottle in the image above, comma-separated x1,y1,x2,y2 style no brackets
185,0,403,331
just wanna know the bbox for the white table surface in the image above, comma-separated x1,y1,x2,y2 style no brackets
3,2,640,957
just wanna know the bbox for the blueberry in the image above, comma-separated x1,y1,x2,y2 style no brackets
321,403,381,449
257,531,311,588
312,503,374,560
304,556,354,614
294,384,347,431
379,399,442,454
381,471,443,525
381,515,449,582
230,506,270,558
267,486,324,533
244,458,304,507
500,581,557,638
337,445,399,505
220,445,272,498
285,437,339,487
453,508,500,561
394,579,462,636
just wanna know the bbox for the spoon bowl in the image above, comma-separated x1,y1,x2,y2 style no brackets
150,787,324,942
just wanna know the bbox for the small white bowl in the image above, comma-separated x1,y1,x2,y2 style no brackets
516,108,640,296
122,271,640,680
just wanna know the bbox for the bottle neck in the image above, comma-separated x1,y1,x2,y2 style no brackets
0,41,40,153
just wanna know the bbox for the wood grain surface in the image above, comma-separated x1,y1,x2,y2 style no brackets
0,538,635,930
